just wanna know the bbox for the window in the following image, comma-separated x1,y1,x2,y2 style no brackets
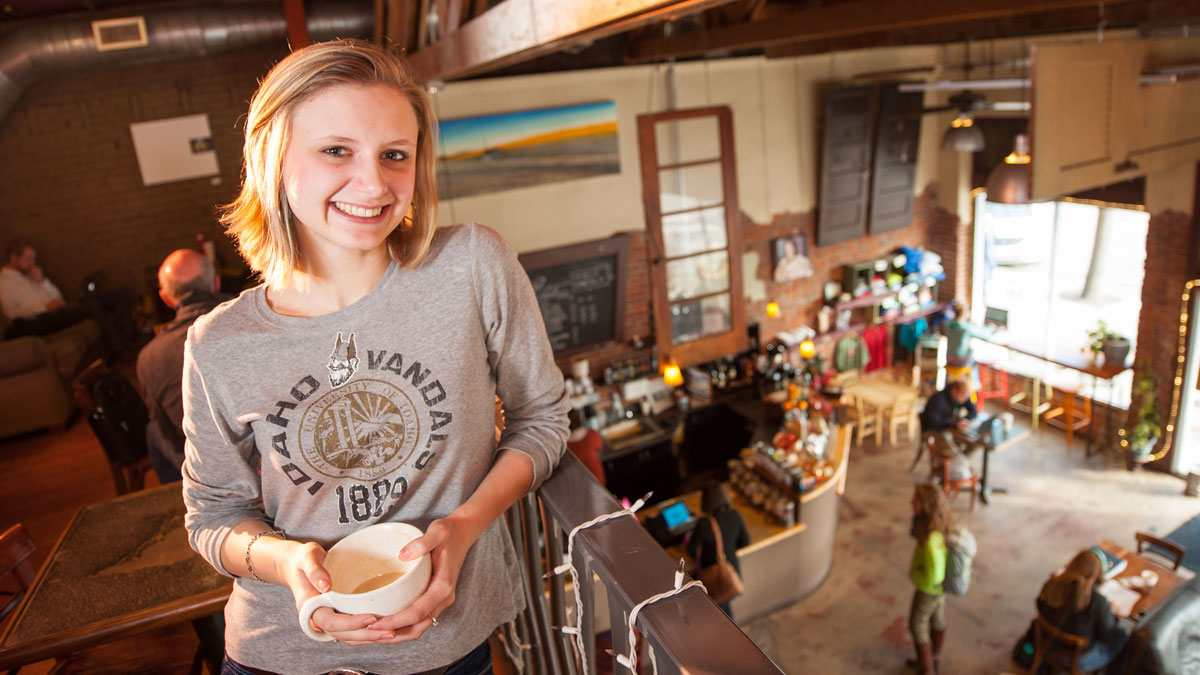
637,107,746,367
973,193,1148,407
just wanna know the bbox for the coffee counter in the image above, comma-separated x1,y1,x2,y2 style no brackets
640,424,851,622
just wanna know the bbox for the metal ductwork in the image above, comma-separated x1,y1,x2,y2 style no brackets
0,0,374,123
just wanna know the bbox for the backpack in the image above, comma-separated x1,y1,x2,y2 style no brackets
87,371,150,466
943,525,976,596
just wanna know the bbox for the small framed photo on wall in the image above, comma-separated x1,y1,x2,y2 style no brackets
772,234,814,283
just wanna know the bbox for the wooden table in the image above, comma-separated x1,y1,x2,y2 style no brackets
0,484,232,669
844,377,918,445
1098,540,1193,619
981,336,1130,455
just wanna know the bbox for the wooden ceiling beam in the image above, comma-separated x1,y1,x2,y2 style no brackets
762,0,1200,60
378,0,418,53
630,0,1148,62
417,0,431,50
282,0,309,50
406,0,738,82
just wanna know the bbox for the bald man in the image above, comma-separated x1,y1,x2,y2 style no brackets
136,249,227,482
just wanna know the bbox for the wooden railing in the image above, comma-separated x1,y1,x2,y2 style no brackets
502,453,782,674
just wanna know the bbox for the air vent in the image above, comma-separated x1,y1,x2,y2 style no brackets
92,17,149,51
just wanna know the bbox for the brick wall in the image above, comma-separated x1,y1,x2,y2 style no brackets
562,185,956,377
922,187,972,305
0,47,286,301
743,186,954,341
1132,209,1193,464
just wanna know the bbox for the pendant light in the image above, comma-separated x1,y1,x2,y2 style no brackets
940,41,985,153
986,38,1031,204
941,112,985,152
985,133,1031,204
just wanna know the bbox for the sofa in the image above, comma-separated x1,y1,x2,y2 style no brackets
1121,574,1200,674
0,317,103,438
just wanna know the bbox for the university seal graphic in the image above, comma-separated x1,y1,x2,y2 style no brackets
297,378,421,481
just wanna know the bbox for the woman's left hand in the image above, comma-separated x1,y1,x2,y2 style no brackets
364,515,473,643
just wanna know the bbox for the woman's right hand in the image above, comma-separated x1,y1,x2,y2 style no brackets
279,540,393,645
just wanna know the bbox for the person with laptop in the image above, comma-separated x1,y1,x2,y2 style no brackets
1035,549,1129,673
920,379,978,455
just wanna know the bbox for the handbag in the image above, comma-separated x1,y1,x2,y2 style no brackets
697,515,744,604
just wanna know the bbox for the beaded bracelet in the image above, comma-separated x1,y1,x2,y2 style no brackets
246,528,286,582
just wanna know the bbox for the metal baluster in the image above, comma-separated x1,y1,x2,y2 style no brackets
542,512,576,675
515,500,549,675
608,597,629,673
521,495,563,675
578,555,597,675
505,503,537,675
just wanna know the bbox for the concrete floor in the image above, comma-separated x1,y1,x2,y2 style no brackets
744,409,1200,674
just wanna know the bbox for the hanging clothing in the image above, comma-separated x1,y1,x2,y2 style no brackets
834,335,871,372
897,318,929,353
862,324,891,373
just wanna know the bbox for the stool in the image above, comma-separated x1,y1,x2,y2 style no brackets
976,361,1009,406
1041,383,1092,451
1009,376,1054,428
945,365,975,402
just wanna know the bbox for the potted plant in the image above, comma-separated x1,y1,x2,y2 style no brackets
1128,367,1162,460
1087,320,1131,367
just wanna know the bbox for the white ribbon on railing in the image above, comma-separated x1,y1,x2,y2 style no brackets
611,577,708,673
545,492,712,675
547,492,650,675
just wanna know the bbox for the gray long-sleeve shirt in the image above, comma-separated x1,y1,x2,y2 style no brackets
181,224,569,674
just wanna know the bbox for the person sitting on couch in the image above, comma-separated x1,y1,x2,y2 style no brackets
1,239,132,352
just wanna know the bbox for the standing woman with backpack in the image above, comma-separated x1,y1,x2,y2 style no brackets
907,484,955,674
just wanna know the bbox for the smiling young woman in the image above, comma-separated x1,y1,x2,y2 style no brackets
184,40,570,675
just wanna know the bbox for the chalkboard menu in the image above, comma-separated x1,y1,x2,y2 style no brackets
518,235,629,355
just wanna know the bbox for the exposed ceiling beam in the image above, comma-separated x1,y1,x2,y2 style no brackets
630,0,1148,63
763,0,1200,60
282,0,310,50
406,0,737,82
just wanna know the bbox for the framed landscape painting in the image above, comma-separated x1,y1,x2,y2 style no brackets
437,100,619,199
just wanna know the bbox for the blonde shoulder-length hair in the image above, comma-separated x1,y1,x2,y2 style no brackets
221,40,438,289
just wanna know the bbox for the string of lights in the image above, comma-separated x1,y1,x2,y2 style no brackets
1118,278,1200,462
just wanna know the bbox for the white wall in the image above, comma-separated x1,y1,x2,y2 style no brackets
432,45,942,254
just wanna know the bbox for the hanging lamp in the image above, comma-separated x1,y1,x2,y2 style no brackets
941,112,985,152
985,133,1031,204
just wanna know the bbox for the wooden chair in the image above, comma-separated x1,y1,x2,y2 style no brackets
0,524,36,627
2,524,36,675
926,436,978,511
882,395,919,445
1135,532,1186,571
1029,612,1096,674
71,360,152,495
1041,382,1092,451
848,394,879,446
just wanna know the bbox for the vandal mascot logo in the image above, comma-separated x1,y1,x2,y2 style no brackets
327,332,359,388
